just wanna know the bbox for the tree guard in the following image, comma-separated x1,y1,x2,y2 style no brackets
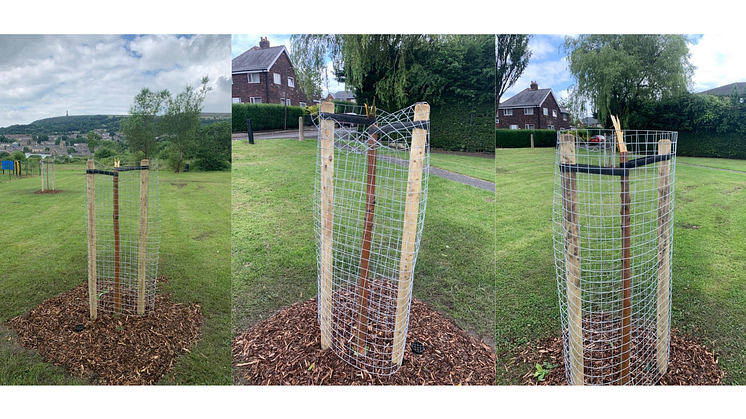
85,159,160,319
314,101,430,375
40,159,55,191
552,126,677,385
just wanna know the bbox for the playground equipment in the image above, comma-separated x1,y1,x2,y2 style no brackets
85,159,160,319
552,117,677,385
314,101,430,375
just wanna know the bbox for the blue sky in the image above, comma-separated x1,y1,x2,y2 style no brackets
503,34,746,105
0,35,231,128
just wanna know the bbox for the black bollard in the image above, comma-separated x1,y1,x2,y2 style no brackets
246,119,255,145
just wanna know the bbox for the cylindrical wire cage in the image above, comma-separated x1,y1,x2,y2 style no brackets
313,101,430,375
552,129,677,385
85,158,161,318
40,159,55,191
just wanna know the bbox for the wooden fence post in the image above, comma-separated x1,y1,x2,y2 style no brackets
530,134,535,149
86,160,98,320
656,139,672,374
319,101,335,350
560,133,583,385
137,159,149,315
392,103,430,366
299,116,304,142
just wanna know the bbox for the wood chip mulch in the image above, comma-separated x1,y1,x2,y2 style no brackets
33,189,64,194
6,281,203,385
513,329,725,385
233,297,496,385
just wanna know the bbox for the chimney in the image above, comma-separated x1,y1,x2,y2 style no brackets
259,37,270,49
530,81,539,90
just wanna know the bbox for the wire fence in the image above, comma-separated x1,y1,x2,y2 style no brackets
552,129,677,385
313,101,431,375
85,159,160,318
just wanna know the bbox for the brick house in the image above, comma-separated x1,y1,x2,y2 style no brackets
232,37,310,107
497,81,570,130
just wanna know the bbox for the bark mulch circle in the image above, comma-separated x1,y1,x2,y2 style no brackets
34,189,64,194
513,329,725,385
7,281,203,385
233,297,496,385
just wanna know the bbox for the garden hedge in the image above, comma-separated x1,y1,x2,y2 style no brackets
232,103,305,132
429,102,494,153
495,129,558,148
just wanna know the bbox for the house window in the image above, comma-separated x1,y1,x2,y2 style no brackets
525,124,534,129
299,102,307,107
543,107,548,116
248,73,260,83
288,77,295,88
250,97,262,104
553,109,558,118
232,97,241,103
281,98,290,106
524,108,534,115
273,73,281,84
509,125,519,130
548,125,555,130
563,114,568,121
504,109,513,116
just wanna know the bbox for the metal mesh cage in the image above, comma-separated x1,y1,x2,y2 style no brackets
313,101,430,375
552,129,677,385
40,159,55,191
85,159,161,318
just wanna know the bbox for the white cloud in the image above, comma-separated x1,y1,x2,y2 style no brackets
689,34,746,92
0,35,231,128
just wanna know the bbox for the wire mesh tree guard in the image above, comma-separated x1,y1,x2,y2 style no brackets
85,159,160,319
314,101,430,375
40,159,55,191
552,120,677,385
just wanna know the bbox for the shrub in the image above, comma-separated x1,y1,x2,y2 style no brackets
496,129,558,148
429,102,494,153
232,103,305,132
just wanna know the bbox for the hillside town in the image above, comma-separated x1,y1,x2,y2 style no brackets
0,129,122,158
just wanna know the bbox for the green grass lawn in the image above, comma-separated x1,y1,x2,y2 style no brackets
429,152,495,182
496,147,746,385
0,162,231,385
232,139,496,353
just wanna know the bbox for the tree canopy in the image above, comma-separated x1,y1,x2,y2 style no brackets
564,34,695,127
496,35,532,107
121,88,169,159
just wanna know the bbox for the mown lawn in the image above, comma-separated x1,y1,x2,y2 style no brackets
231,139,496,354
0,162,231,385
496,147,746,385
429,151,495,182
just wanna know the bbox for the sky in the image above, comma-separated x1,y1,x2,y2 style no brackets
232,34,346,98
0,35,232,128
502,34,746,106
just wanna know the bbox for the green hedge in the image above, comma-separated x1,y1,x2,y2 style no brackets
495,129,558,148
232,103,305,132
429,102,494,153
677,131,746,159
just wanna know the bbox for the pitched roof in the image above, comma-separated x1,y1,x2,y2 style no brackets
697,82,746,96
499,88,552,108
232,46,288,73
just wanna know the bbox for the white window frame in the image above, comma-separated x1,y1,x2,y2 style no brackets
247,73,260,84
288,77,295,88
299,102,307,108
250,97,262,104
509,125,519,130
273,73,281,84
552,109,558,118
525,124,534,129
281,98,290,106
563,114,568,121
232,97,241,103
548,125,555,130
543,107,548,116
503,108,513,116
524,108,534,115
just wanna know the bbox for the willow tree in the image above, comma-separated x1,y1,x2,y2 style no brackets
564,34,695,127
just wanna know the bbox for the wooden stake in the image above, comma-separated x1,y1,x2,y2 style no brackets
560,133,584,385
319,101,335,350
41,161,45,192
137,159,149,315
612,116,632,385
353,126,378,355
656,139,672,375
392,103,429,366
86,160,97,320
113,166,121,315
299,116,304,142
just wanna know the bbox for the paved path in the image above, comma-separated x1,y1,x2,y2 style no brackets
232,127,318,141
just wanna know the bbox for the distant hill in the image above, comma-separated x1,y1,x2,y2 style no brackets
0,113,230,135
